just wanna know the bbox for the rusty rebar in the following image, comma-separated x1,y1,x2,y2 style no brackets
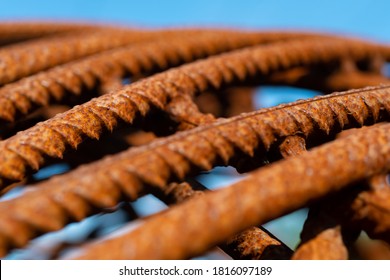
0,30,163,86
293,173,390,259
132,91,293,260
0,28,328,86
221,227,293,260
218,135,304,260
159,181,293,260
292,126,390,260
66,123,390,259
0,31,285,124
0,29,389,260
350,174,390,243
286,130,353,260
1,84,390,255
140,96,293,260
291,199,355,260
271,130,353,260
0,21,105,45
0,38,388,189
287,170,390,260
293,227,349,260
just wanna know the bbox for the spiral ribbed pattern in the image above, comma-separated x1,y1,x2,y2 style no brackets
69,123,390,259
0,32,309,123
0,85,389,255
0,30,167,85
0,38,388,189
0,25,389,260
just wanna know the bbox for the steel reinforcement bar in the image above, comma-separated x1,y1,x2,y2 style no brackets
0,85,390,255
0,38,388,188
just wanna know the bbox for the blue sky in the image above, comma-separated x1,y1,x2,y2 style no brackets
0,0,389,42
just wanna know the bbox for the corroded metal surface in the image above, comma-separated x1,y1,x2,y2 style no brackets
70,124,390,259
1,86,390,255
0,38,389,189
0,23,389,259
222,227,293,260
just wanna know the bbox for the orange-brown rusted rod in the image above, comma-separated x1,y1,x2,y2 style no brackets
293,126,390,260
68,123,390,259
0,21,107,45
161,181,293,260
0,31,275,124
1,86,390,255
0,38,388,189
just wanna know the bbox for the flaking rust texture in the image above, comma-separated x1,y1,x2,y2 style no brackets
70,123,390,259
0,38,389,188
0,22,389,260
